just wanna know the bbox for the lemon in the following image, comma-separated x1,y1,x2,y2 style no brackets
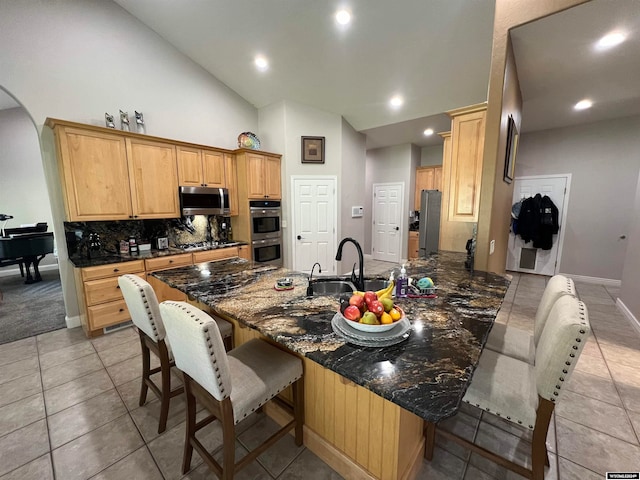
380,312,393,325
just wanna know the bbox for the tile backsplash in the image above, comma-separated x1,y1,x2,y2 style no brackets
65,215,231,259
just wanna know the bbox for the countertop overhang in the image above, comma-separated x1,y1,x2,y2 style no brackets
151,251,510,423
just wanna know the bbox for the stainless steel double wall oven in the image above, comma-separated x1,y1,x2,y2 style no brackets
249,200,282,265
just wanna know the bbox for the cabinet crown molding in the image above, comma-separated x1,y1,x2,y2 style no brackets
446,102,488,118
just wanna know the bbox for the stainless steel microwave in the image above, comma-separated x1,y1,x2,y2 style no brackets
179,186,230,216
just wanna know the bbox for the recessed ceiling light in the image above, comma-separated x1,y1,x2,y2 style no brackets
335,9,351,25
254,55,269,71
574,99,593,111
389,95,403,108
423,128,434,136
596,31,627,50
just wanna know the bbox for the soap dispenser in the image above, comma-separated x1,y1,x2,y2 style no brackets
396,264,408,298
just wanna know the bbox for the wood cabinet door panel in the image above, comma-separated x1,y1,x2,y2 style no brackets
84,273,143,306
147,275,187,303
144,253,193,271
408,232,419,259
202,150,225,187
127,139,180,218
81,260,145,282
192,247,238,263
177,146,203,186
224,154,239,216
434,166,443,191
88,300,131,330
238,245,251,260
59,127,132,220
246,153,265,198
264,156,281,199
449,111,485,222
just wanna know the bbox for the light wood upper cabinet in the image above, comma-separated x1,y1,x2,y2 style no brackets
224,154,239,216
126,138,180,219
49,120,181,221
177,146,225,188
240,152,282,200
447,105,486,222
414,166,442,210
56,127,133,220
202,150,225,187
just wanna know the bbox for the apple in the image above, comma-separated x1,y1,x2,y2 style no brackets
349,294,365,311
364,291,377,305
343,305,361,322
368,300,384,317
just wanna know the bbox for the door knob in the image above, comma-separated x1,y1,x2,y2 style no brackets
395,226,399,231
297,235,302,240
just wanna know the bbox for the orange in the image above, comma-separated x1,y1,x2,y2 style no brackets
389,308,401,321
380,312,393,324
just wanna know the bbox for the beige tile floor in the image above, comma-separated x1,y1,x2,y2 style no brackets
1,261,639,479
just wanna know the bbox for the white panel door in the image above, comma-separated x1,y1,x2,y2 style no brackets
292,176,337,274
372,183,403,263
506,175,568,276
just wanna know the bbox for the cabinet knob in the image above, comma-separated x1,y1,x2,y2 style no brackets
116,285,120,289
113,268,119,272
169,260,173,263
119,308,124,313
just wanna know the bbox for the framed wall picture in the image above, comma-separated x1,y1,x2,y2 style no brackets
503,115,519,184
301,136,325,164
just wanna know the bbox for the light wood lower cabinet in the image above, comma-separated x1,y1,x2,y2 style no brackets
408,232,419,259
238,245,251,260
192,247,238,263
76,260,145,337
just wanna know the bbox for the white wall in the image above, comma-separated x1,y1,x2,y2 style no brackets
516,115,640,280
365,144,413,259
619,170,640,321
420,144,444,166
339,118,367,274
0,108,56,267
0,0,259,321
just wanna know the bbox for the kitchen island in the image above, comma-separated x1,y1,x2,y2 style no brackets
152,252,509,480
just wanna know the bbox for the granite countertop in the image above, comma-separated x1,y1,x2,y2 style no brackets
151,252,510,423
68,241,247,268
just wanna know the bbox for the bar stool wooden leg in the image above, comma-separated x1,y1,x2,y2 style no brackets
292,378,304,446
158,340,172,434
138,333,150,407
531,397,554,480
182,375,196,475
221,398,236,480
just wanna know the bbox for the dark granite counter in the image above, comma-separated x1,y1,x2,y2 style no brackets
150,251,509,423
68,241,247,268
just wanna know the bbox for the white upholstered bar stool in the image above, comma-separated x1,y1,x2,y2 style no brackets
425,295,590,480
484,274,576,364
159,301,304,479
118,274,186,433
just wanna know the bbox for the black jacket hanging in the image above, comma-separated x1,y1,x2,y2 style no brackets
533,195,559,250
517,195,540,244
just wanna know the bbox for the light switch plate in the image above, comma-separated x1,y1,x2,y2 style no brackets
490,239,495,255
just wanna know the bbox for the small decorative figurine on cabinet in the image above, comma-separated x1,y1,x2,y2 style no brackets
135,111,145,134
105,113,115,128
119,110,130,131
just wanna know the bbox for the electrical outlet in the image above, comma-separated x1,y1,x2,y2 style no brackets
490,239,495,255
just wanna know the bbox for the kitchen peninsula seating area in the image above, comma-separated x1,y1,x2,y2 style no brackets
0,266,638,479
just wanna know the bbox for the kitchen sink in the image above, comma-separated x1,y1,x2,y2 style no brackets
362,278,389,292
307,279,355,296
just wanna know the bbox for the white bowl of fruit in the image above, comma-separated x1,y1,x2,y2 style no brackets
339,282,405,332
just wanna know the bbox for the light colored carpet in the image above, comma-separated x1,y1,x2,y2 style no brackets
0,269,66,345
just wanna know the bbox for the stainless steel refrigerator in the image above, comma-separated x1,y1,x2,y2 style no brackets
418,190,441,257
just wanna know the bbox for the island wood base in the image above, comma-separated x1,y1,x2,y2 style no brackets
196,302,426,480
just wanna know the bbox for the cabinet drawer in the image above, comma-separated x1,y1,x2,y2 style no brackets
88,300,131,330
84,274,143,306
145,253,192,271
81,260,145,281
192,247,238,263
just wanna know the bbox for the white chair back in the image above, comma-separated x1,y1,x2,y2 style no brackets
118,274,165,342
160,301,231,401
533,275,576,346
535,295,590,402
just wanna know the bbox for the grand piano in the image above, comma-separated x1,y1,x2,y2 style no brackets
0,219,54,284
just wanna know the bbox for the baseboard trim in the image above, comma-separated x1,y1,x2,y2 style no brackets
559,273,621,287
65,315,81,329
616,298,640,335
0,263,59,278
